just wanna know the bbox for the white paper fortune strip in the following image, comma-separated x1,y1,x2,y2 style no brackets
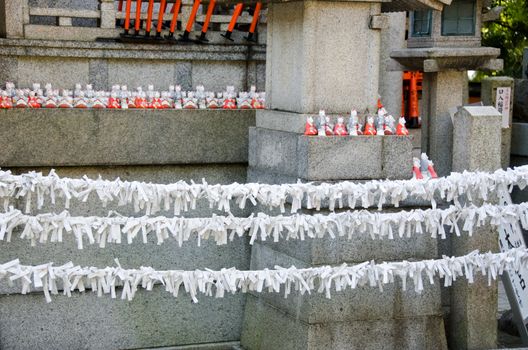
0,203,527,249
1,248,526,303
0,166,527,215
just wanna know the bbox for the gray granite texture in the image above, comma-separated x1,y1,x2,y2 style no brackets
0,38,266,91
0,164,252,349
514,79,528,122
379,12,406,118
481,76,514,168
512,122,528,156
450,106,501,350
241,295,447,350
452,106,502,173
249,126,413,181
265,1,380,114
249,243,442,324
420,70,466,177
0,290,245,350
0,109,255,167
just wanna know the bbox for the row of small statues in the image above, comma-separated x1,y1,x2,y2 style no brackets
305,108,410,137
0,83,265,110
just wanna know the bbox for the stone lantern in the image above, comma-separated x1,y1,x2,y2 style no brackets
391,0,502,177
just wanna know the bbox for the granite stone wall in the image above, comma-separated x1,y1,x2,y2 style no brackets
0,39,266,91
0,109,256,350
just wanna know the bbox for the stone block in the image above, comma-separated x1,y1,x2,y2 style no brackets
251,231,438,275
421,70,467,177
0,289,246,350
89,58,109,90
452,106,502,173
266,1,380,114
481,77,514,168
0,109,255,167
241,295,447,350
514,79,528,122
0,164,252,295
379,12,406,118
3,0,25,38
512,122,528,156
249,127,412,181
17,56,90,88
0,56,18,84
0,38,264,91
249,243,442,324
108,60,178,91
58,16,72,27
192,61,247,92
99,0,116,29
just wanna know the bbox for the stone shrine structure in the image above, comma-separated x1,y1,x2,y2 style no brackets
0,0,507,349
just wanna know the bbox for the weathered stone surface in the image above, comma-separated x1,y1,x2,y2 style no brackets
452,106,502,173
450,105,501,350
192,61,247,92
391,47,501,72
0,109,255,166
1,0,25,38
249,127,412,181
251,217,438,266
512,122,528,156
514,79,528,122
0,290,246,350
0,164,252,295
0,164,252,349
0,38,265,90
0,38,266,61
481,76,514,168
0,55,18,84
379,12,406,117
89,58,109,90
421,70,467,177
241,295,447,350
266,1,380,113
17,56,90,88
249,243,441,323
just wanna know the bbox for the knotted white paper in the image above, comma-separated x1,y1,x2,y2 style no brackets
1,248,525,303
1,203,527,248
0,166,527,215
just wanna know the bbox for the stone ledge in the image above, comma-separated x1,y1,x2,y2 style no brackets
0,38,266,61
249,127,413,181
0,109,256,167
241,294,447,350
249,243,442,324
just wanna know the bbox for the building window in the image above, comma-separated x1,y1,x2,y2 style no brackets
412,10,432,37
441,0,476,36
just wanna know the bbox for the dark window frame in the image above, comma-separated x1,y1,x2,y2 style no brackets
411,10,433,37
441,0,476,36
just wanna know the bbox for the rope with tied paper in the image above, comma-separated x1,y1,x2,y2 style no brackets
1,248,526,303
0,166,527,215
1,203,528,249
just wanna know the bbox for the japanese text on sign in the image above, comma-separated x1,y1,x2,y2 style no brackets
496,87,511,128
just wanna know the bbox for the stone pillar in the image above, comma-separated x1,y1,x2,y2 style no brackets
481,77,514,169
421,70,467,177
241,1,446,349
265,0,382,114
450,106,501,350
0,0,27,38
379,12,406,117
100,0,116,29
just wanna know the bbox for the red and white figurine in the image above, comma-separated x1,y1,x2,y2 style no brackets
396,116,409,136
304,116,318,136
